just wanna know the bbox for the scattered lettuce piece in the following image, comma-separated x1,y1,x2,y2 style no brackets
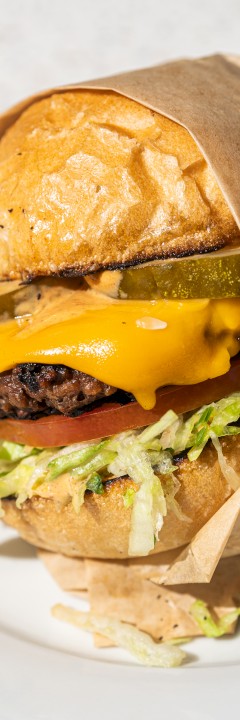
52,604,186,667
191,600,240,637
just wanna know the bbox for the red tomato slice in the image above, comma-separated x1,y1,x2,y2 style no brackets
0,359,240,447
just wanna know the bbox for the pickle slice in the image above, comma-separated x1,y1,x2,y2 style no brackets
117,250,240,300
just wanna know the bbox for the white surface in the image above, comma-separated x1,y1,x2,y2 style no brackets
1,3,240,718
0,522,240,719
0,0,240,112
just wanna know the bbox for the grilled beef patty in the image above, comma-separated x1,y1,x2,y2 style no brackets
0,364,118,419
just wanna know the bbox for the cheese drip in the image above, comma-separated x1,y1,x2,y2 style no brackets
0,291,240,409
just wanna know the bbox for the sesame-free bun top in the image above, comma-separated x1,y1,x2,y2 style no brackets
0,90,238,280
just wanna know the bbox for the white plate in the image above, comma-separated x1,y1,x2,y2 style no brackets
0,522,239,720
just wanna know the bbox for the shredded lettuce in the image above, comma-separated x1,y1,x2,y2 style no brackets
52,604,186,667
123,487,136,508
86,473,104,495
0,440,39,479
138,410,178,445
0,455,44,503
210,433,240,490
0,440,39,463
191,600,240,637
1,391,240,555
108,433,167,555
47,442,106,480
72,446,116,479
173,394,240,460
6,450,57,507
162,474,190,522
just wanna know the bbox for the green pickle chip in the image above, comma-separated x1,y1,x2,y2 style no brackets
117,250,240,300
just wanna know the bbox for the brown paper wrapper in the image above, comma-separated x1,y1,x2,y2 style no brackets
223,514,240,557
38,492,240,649
38,551,88,592
39,550,240,647
38,487,240,592
151,489,240,585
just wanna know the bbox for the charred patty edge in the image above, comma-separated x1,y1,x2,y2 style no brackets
0,363,123,420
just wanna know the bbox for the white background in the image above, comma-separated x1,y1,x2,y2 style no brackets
0,0,240,112
1,4,240,718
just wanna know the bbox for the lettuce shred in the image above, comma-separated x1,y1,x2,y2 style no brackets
190,600,240,637
52,603,186,667
1,392,240,556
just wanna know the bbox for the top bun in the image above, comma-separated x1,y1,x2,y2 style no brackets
0,91,238,280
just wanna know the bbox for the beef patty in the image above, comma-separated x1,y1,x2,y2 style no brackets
0,364,118,419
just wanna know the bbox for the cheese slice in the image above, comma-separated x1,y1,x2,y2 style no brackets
0,286,240,409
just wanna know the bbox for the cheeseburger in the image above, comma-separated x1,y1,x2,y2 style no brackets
0,88,240,559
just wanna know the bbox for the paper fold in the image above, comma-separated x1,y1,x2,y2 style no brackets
38,551,240,646
150,489,240,585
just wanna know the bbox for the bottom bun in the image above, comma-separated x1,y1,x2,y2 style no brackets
2,437,239,559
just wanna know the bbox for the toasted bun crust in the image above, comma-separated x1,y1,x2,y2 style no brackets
3,436,238,558
0,91,238,281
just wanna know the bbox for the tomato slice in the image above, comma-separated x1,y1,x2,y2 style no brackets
0,359,240,447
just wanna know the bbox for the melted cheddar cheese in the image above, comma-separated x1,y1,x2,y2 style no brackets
0,288,240,409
